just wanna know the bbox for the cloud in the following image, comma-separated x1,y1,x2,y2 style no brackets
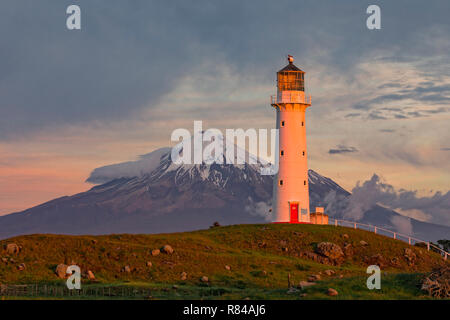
345,54,450,122
390,215,413,235
424,107,448,114
342,174,450,227
368,112,388,120
395,208,431,222
86,147,171,184
328,145,358,154
245,198,272,221
2,0,450,141
341,174,395,220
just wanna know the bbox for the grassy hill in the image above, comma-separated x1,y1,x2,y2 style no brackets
0,224,448,299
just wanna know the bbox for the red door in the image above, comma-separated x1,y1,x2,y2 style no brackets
290,203,299,223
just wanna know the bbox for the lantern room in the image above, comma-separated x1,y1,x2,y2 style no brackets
277,55,305,91
275,55,309,104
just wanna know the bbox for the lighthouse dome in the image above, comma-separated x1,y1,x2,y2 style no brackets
277,56,305,92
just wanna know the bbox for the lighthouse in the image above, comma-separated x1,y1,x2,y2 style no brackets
271,55,312,223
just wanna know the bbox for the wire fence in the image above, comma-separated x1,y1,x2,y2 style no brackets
0,284,152,299
329,218,449,261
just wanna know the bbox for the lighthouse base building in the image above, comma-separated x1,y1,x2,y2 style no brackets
271,56,327,225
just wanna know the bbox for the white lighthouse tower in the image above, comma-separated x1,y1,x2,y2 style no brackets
271,55,312,223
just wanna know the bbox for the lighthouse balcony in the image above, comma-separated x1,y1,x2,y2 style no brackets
271,92,311,105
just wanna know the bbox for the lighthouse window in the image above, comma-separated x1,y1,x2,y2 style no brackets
301,121,304,126
277,72,305,91
279,180,283,186
280,150,284,156
302,151,305,156
304,180,307,185
281,121,285,127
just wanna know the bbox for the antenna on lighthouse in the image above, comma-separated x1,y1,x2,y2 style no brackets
287,55,294,63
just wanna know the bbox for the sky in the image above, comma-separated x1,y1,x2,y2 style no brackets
0,1,449,224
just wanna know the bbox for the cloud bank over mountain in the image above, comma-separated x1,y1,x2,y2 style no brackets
342,174,450,227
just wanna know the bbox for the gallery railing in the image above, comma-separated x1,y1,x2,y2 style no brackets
270,93,312,105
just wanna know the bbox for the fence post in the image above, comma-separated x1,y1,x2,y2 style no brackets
335,219,337,227
393,233,396,239
354,223,357,229
374,226,377,234
408,237,411,245
427,242,430,251
445,253,448,261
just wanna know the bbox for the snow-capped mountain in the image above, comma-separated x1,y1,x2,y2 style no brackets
0,145,448,241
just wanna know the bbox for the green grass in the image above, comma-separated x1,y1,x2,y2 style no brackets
0,223,448,300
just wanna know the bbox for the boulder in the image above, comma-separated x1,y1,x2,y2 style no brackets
0,284,7,294
404,248,417,266
343,243,354,257
341,234,349,240
324,269,335,276
316,242,344,260
5,243,20,255
161,245,174,254
281,247,289,252
390,257,400,267
151,249,161,256
327,288,338,296
55,264,68,279
180,272,187,281
200,276,209,283
360,240,368,246
17,263,26,271
225,265,231,271
366,254,387,268
258,241,267,248
146,261,153,267
87,270,95,280
308,274,321,282
122,265,131,273
302,252,331,265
